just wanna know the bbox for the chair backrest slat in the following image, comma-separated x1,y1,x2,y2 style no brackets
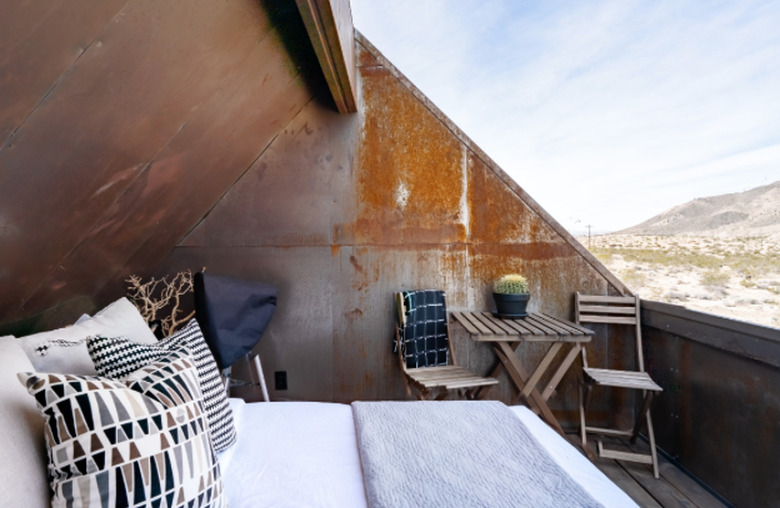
578,315,637,325
577,295,636,305
574,292,644,371
577,304,636,315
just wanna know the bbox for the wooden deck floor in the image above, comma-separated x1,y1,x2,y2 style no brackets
564,433,732,508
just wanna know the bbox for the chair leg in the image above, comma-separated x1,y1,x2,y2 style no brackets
645,410,660,479
630,392,654,443
628,392,660,479
249,355,270,402
401,376,413,398
579,381,593,448
221,366,232,398
415,385,431,400
579,382,586,447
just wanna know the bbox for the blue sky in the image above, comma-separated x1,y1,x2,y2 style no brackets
351,1,780,235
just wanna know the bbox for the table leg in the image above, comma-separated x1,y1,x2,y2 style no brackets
541,343,582,401
520,342,562,399
473,345,512,400
494,342,564,435
491,344,533,407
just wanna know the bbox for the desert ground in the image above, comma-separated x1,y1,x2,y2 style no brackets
580,234,780,329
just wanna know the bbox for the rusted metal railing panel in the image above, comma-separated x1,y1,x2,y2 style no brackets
643,300,780,507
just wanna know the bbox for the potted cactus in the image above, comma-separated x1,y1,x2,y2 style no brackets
492,273,530,318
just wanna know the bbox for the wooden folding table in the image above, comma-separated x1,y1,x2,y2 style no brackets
451,311,593,434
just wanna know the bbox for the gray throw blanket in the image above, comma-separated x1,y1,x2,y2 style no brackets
352,401,603,508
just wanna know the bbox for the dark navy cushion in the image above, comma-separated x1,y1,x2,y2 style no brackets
400,290,450,369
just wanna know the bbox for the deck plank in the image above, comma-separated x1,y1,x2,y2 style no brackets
564,433,663,507
620,460,698,508
658,463,730,508
600,437,697,507
563,433,729,508
630,437,731,507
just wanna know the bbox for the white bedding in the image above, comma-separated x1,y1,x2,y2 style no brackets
219,399,367,508
218,399,638,508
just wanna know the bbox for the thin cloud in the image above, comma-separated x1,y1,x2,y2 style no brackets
352,0,780,234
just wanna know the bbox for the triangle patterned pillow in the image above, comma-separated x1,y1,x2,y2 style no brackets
87,319,236,453
18,349,226,508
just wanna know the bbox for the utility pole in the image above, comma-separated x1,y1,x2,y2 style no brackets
587,225,592,249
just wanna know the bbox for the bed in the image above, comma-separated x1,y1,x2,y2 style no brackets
1,297,638,507
218,399,636,508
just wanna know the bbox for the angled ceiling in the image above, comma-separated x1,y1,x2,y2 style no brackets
0,0,329,327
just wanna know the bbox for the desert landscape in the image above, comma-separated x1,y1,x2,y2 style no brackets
581,234,780,329
578,180,780,329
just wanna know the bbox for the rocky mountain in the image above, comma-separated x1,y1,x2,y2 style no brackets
618,180,780,237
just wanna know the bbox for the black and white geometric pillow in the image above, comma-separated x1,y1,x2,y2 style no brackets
87,319,237,453
18,349,226,508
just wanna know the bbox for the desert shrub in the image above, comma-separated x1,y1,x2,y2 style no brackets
664,291,690,302
589,248,614,264
619,269,647,290
700,269,730,287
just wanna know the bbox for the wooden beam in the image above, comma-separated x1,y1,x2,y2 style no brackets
295,0,357,113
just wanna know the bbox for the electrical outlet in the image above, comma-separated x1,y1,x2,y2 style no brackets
274,370,288,391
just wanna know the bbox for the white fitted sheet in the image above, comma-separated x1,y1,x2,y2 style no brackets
218,399,367,508
218,399,637,508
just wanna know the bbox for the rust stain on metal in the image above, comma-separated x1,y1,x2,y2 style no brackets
356,48,466,246
468,152,536,243
349,248,382,292
363,371,374,388
349,255,364,273
344,308,363,323
471,242,573,260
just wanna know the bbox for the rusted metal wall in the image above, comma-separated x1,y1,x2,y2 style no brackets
642,301,780,508
0,0,320,331
158,32,629,420
1,0,630,425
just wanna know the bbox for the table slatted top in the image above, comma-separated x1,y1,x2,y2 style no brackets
451,311,594,342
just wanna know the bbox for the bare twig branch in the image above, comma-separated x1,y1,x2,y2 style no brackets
125,269,198,336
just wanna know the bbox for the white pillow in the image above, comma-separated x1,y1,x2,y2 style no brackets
16,297,157,375
74,313,91,324
0,337,50,508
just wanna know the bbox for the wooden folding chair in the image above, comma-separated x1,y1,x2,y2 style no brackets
394,290,497,400
574,293,663,478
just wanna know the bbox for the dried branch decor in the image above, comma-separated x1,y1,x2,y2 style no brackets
126,270,197,336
